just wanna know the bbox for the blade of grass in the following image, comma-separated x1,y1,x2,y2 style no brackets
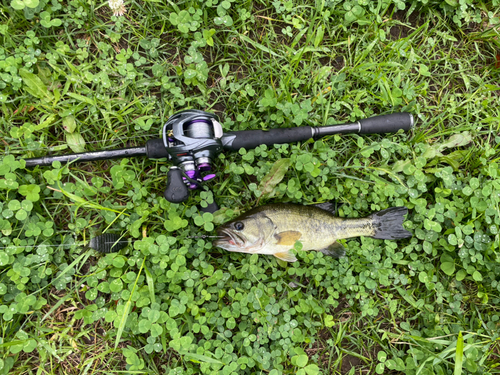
238,34,282,58
114,256,146,349
181,352,224,365
455,331,464,375
30,252,86,296
57,179,130,216
41,276,86,322
144,265,156,305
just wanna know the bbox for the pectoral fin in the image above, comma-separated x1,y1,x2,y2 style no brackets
275,231,302,246
274,250,297,262
320,242,346,258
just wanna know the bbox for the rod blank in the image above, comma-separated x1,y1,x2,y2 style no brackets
24,146,147,167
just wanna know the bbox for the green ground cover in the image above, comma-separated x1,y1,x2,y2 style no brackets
1,0,500,373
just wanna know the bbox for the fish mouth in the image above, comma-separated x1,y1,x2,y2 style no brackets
214,228,246,249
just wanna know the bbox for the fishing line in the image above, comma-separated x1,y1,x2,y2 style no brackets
0,241,127,250
187,235,224,239
0,234,129,253
0,244,80,249
0,234,223,252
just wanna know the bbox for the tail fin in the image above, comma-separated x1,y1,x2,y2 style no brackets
370,207,412,240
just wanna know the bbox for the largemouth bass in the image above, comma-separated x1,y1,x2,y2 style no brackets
214,203,411,262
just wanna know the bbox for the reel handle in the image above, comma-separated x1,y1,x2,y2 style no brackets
164,167,190,203
164,167,219,213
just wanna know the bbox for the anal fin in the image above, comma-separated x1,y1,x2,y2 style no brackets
274,250,297,262
320,242,346,258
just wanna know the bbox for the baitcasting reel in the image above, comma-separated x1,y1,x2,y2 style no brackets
24,109,415,207
161,110,223,203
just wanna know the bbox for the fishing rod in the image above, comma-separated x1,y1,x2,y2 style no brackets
24,110,414,207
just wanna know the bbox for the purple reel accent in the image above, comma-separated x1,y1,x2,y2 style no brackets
198,163,211,171
182,163,215,189
203,174,216,181
185,170,197,179
183,170,199,189
198,164,215,181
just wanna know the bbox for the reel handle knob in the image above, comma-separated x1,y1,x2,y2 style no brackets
164,167,189,203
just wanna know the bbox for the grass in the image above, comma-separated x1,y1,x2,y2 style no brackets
1,0,500,374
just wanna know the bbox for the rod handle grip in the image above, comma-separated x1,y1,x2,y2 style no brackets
359,112,414,134
222,127,313,151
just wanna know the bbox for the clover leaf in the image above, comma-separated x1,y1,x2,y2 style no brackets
18,184,40,202
11,0,39,10
194,212,214,231
376,350,387,374
164,214,188,232
170,10,197,33
440,262,455,276
40,11,62,27
214,15,233,26
259,88,277,108
344,3,365,24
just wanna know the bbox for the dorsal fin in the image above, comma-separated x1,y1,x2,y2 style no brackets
312,202,338,215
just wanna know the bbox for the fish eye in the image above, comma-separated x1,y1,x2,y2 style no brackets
234,222,244,231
